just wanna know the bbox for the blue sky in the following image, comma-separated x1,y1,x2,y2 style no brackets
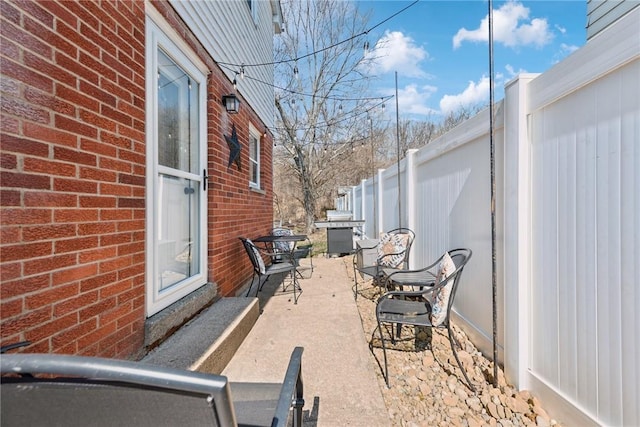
357,0,587,119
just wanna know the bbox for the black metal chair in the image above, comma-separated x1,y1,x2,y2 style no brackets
270,227,313,278
375,248,473,390
352,228,415,299
240,237,300,303
0,347,305,427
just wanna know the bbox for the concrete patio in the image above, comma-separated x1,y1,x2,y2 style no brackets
222,255,390,427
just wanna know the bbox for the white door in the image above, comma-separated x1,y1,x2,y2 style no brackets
146,17,208,315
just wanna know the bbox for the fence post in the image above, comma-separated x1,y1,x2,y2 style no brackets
376,168,384,237
405,149,418,269
503,73,537,390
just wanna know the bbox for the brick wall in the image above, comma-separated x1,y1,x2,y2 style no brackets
1,0,274,358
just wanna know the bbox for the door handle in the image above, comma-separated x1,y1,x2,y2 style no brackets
203,169,209,191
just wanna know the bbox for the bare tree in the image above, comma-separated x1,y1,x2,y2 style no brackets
273,0,376,232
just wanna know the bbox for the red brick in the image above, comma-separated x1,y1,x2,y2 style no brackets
100,183,132,197
118,219,145,231
23,223,76,241
78,246,117,263
23,157,76,177
23,253,76,276
54,209,99,223
0,133,50,157
78,222,116,236
0,171,52,190
51,317,97,348
99,256,130,274
54,114,98,139
0,274,50,300
53,290,99,317
0,20,52,62
101,132,133,150
100,232,131,247
0,226,20,244
0,298,23,320
1,306,52,340
52,263,98,286
79,271,118,293
0,1,20,24
1,152,17,169
99,209,131,221
80,139,116,158
99,302,131,326
79,296,116,322
0,261,21,282
1,241,53,262
118,197,144,208
79,109,117,133
99,157,132,173
80,167,117,183
118,262,144,280
53,146,97,167
101,104,132,127
55,236,99,254
55,85,99,112
80,81,116,107
77,320,117,350
1,90,52,124
23,53,76,93
23,122,77,147
24,192,77,208
79,195,117,208
0,114,20,134
39,1,78,28
0,189,20,206
53,177,98,194
25,282,79,310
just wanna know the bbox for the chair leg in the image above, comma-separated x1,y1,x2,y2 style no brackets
376,317,390,388
447,324,475,392
353,264,359,300
258,275,269,292
245,273,257,297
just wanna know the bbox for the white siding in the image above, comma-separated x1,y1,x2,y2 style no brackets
587,0,639,41
170,0,279,128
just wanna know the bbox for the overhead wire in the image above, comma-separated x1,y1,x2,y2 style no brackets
217,0,420,69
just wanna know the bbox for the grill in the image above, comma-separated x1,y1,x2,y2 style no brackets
315,213,364,255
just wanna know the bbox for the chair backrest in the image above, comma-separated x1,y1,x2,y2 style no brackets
429,248,472,327
271,227,294,252
376,228,415,268
240,237,266,274
0,353,236,427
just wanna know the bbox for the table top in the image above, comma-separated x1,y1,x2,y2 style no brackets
253,234,308,243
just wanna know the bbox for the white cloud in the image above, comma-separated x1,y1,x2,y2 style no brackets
505,64,527,78
384,83,438,116
366,31,429,78
439,76,490,114
453,1,553,49
552,43,580,63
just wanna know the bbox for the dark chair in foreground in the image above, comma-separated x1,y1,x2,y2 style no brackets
352,228,415,299
240,237,300,303
375,248,473,390
1,347,304,427
271,227,314,278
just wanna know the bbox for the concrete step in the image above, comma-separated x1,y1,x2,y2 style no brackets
142,297,259,374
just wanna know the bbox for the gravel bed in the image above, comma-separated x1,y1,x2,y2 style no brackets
344,257,562,427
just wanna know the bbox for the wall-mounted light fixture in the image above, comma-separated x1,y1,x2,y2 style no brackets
222,94,240,114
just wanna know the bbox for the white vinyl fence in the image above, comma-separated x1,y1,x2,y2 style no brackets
350,9,639,426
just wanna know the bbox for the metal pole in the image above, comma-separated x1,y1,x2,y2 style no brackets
395,71,402,229
488,0,498,388
371,119,377,237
